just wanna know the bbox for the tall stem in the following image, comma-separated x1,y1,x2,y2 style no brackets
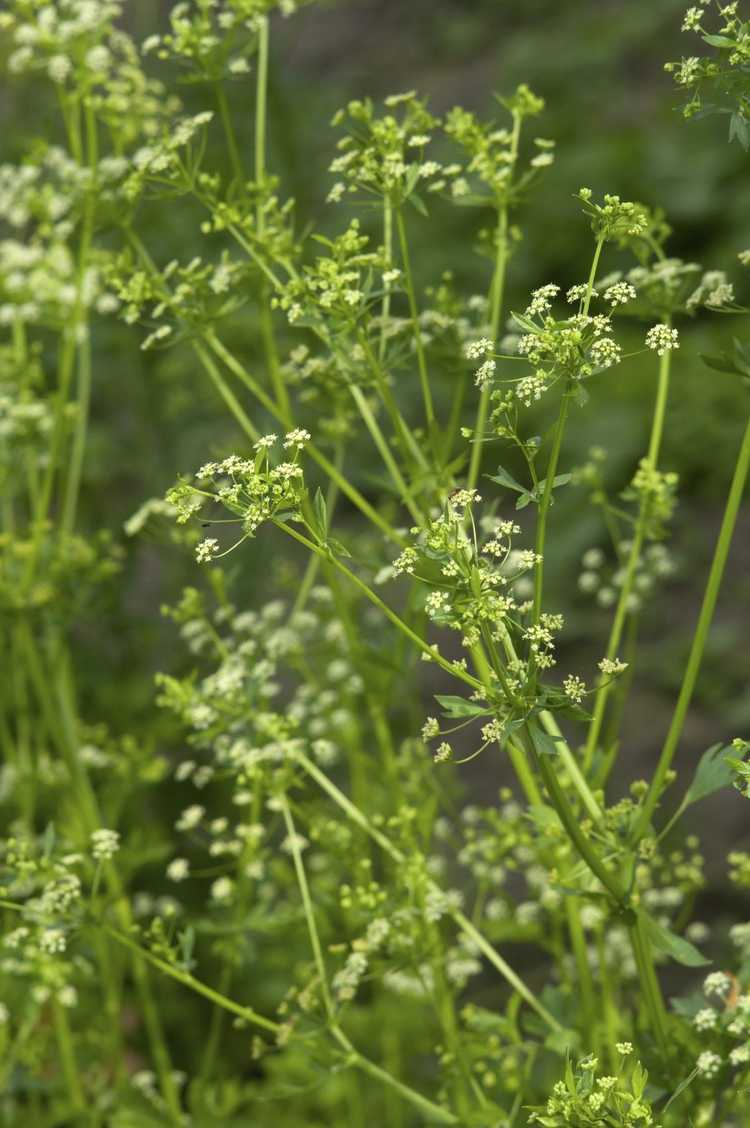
584,337,672,771
467,110,520,491
395,206,434,430
633,411,750,841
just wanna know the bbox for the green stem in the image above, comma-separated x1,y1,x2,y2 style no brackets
527,727,626,905
106,926,279,1034
274,521,482,692
467,201,510,491
531,387,571,627
206,332,402,543
565,897,597,1046
380,197,393,362
633,411,750,841
584,339,672,770
194,341,260,442
395,206,434,430
294,750,563,1033
215,83,243,181
628,913,669,1057
255,17,269,209
52,999,85,1112
60,100,98,537
349,385,423,524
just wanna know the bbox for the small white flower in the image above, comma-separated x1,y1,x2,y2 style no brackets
563,674,586,703
704,971,732,998
196,538,219,564
645,324,679,356
91,829,120,861
474,359,496,387
603,281,636,306
696,1050,722,1077
210,877,234,903
598,657,627,676
283,428,311,449
694,1007,718,1031
465,337,493,360
167,858,190,882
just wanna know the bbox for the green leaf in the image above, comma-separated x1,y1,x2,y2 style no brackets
682,743,735,808
662,1067,699,1114
702,33,737,47
434,694,489,718
700,352,741,375
408,191,428,217
487,466,526,493
528,722,565,756
729,113,750,150
312,486,328,540
326,536,352,559
644,914,710,967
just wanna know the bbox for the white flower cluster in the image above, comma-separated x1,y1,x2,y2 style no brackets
645,323,680,355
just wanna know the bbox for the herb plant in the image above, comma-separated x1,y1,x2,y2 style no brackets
1,2,750,1125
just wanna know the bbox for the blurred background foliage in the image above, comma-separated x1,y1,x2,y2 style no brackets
2,0,748,879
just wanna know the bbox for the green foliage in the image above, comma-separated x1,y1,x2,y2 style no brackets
1,2,750,1127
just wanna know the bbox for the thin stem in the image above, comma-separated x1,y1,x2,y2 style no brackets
633,411,750,841
380,197,393,362
274,521,482,692
206,331,402,543
467,110,520,490
395,206,434,430
106,926,280,1034
349,385,423,524
279,796,334,1016
531,387,571,628
467,207,509,490
628,913,669,1057
294,750,564,1033
584,339,672,770
526,726,626,905
60,100,98,537
215,83,243,181
52,1000,85,1112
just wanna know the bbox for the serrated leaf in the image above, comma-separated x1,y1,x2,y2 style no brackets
682,743,735,807
644,914,710,967
434,694,490,718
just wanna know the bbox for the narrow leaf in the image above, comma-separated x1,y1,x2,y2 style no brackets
644,914,710,967
434,694,489,718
